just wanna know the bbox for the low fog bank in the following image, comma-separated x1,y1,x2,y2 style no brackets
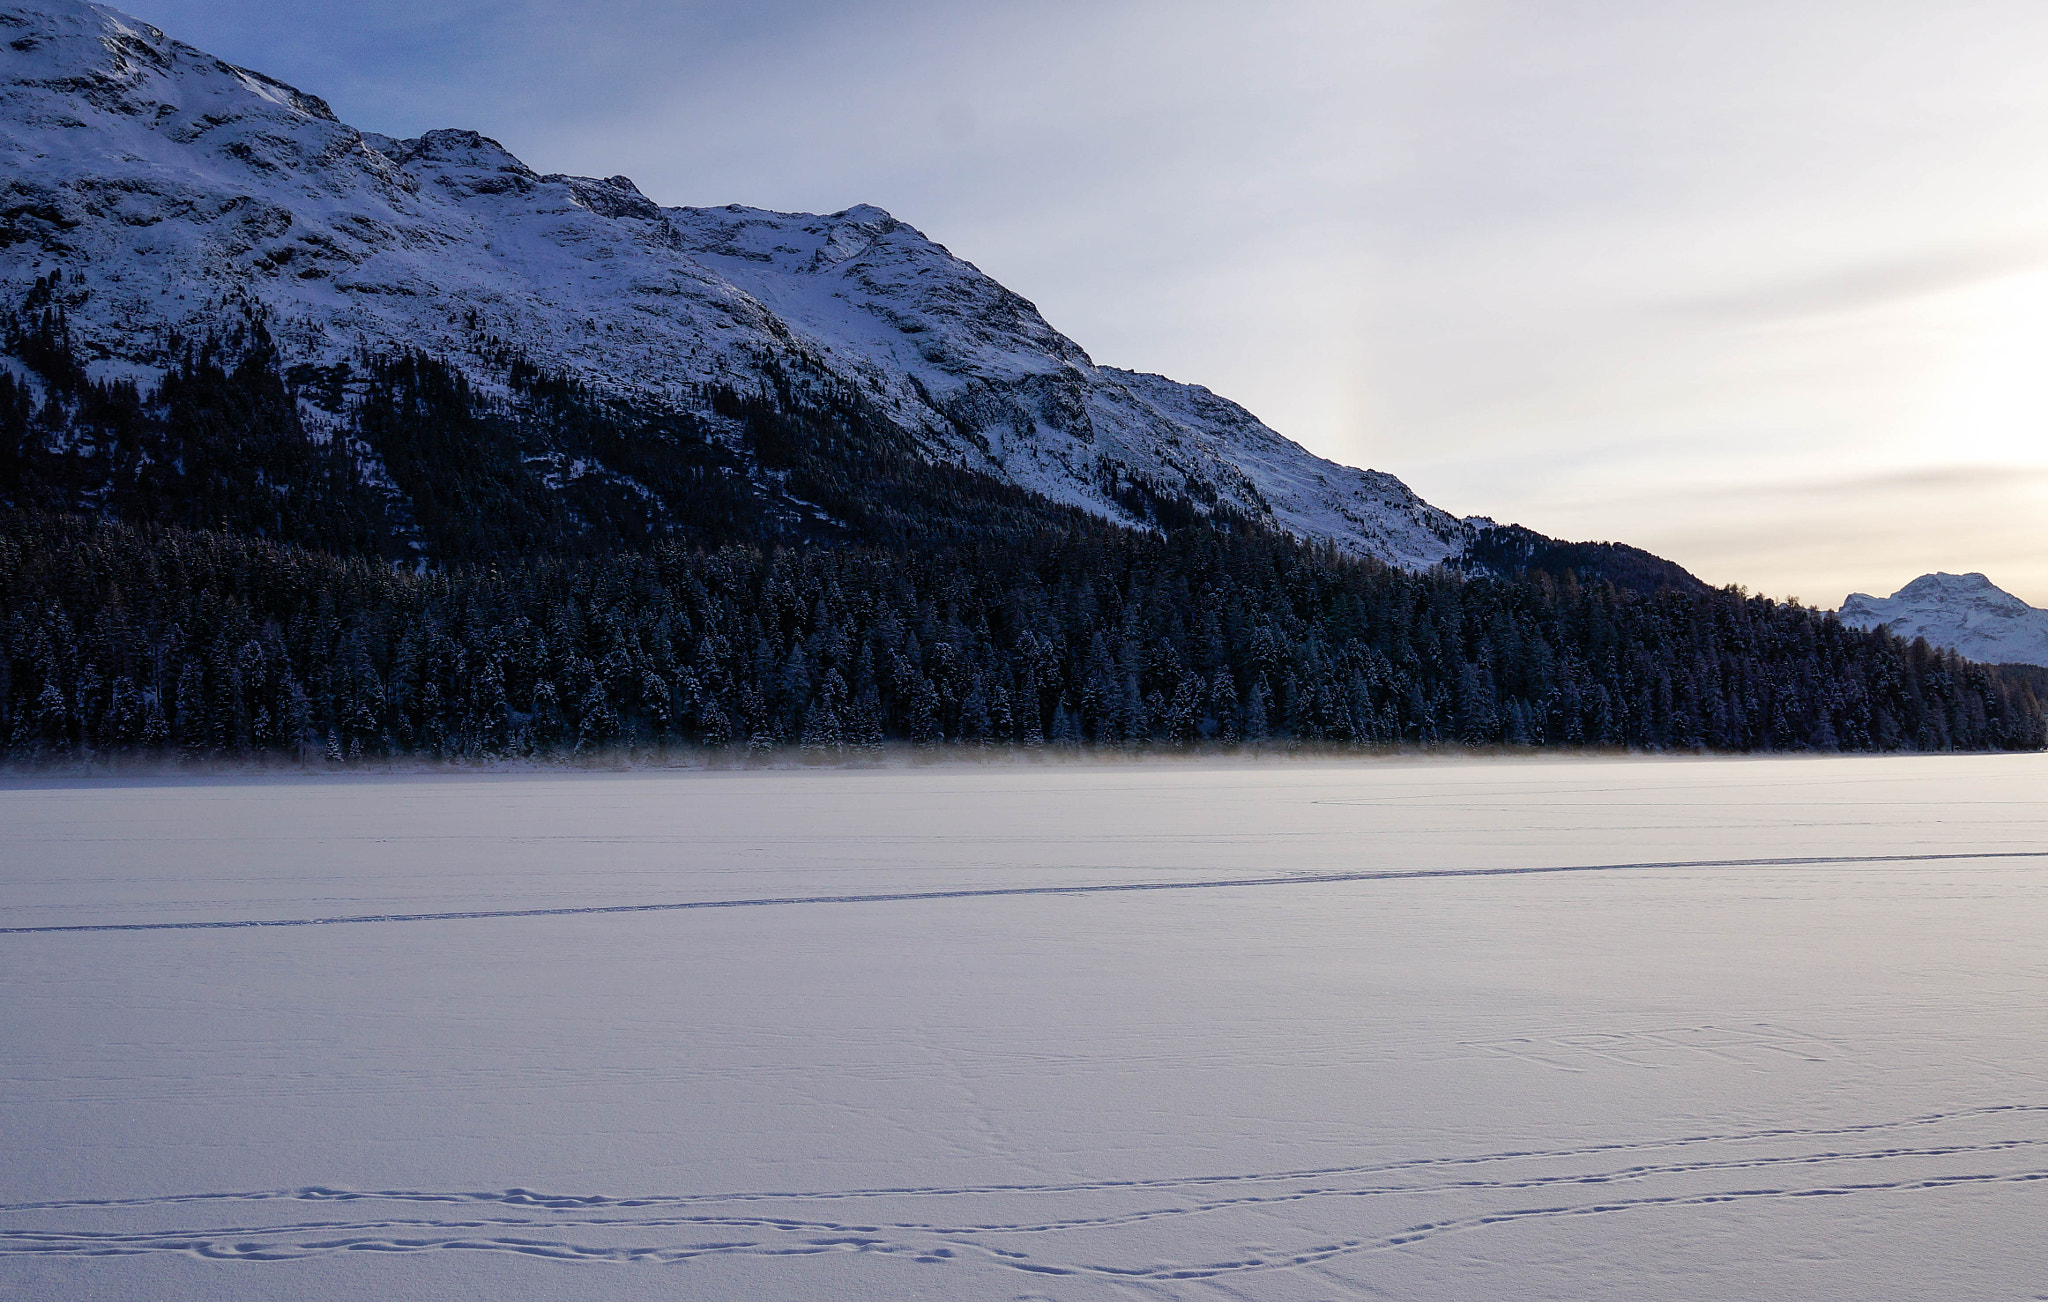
1,738,1983,784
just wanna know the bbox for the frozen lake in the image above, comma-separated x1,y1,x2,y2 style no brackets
3,754,2046,1300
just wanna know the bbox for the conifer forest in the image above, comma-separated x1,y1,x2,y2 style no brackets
2,299,2040,765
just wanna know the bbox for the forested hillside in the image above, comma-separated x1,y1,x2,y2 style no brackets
4,510,2037,765
6,290,2040,763
11,0,2020,769
0,296,1253,564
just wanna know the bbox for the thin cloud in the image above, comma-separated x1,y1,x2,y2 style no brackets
1665,241,2048,325
1676,464,2048,502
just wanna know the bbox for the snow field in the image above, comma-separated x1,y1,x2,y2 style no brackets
2,754,2046,1299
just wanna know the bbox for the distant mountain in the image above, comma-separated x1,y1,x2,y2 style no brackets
1838,573,2048,668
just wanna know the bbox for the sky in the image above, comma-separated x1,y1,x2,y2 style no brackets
116,0,2048,605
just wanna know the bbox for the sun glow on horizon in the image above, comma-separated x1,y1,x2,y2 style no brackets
1921,264,2048,467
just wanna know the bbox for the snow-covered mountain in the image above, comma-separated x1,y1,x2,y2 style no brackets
0,0,1476,567
1838,573,2048,667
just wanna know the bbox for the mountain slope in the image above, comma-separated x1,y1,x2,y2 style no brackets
0,0,1474,567
1838,573,2048,668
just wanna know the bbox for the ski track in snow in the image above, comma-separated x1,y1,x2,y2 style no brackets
6,1106,2046,1276
4,851,2045,935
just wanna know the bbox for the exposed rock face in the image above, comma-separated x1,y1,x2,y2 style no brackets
0,0,1475,566
1838,573,2048,667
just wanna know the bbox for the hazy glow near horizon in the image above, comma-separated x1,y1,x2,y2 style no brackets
118,0,2048,606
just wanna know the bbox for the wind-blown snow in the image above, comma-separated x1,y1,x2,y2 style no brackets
0,0,1473,567
4,754,2046,1299
1838,572,2048,667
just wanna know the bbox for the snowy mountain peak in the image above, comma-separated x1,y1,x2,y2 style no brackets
4,0,335,124
1,0,1486,568
388,128,536,182
1839,573,2048,667
1888,571,2028,609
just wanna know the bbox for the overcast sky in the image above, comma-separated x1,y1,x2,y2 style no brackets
118,0,2048,604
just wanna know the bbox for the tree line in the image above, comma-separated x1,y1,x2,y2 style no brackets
4,510,2038,766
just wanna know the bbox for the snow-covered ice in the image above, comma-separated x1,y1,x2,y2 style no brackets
3,754,2046,1299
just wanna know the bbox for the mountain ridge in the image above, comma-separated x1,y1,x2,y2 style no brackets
0,0,1695,586
0,0,1469,564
